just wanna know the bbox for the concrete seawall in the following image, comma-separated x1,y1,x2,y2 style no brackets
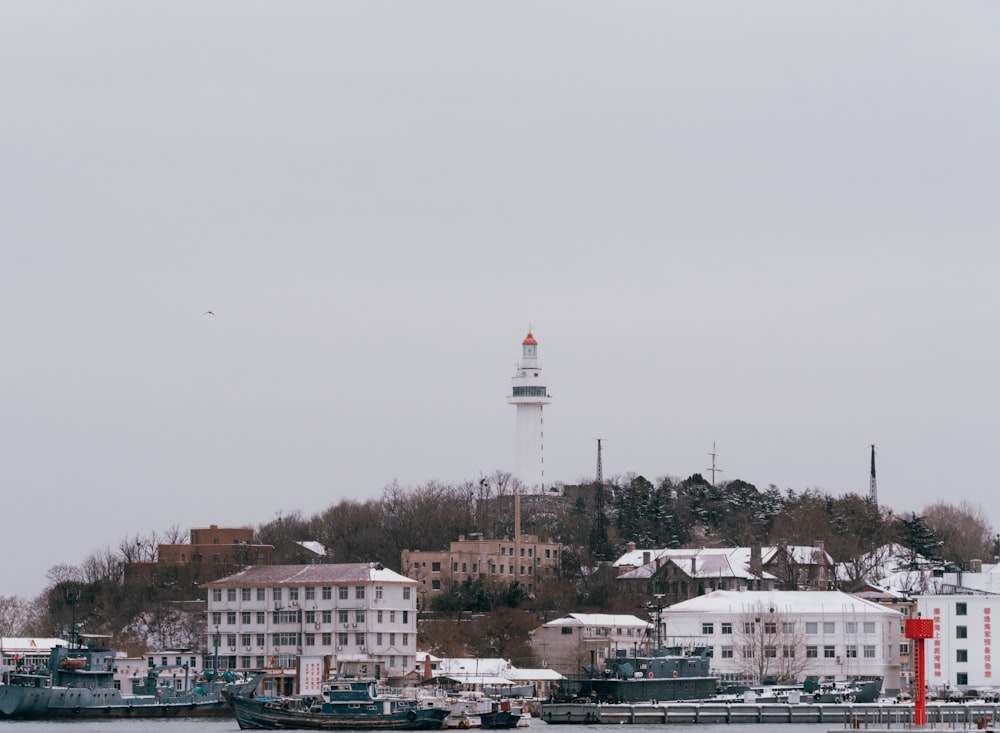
540,701,1000,726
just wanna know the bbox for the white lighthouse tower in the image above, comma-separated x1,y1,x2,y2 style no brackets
507,330,551,493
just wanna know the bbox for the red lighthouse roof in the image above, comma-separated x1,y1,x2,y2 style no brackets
522,332,537,346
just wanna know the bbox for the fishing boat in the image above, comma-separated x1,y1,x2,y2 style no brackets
227,676,450,730
0,643,258,719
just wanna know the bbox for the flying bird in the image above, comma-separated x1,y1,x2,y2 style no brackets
203,311,215,316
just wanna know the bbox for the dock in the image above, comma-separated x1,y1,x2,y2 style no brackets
540,700,1000,727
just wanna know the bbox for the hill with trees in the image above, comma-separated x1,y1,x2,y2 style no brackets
2,470,994,661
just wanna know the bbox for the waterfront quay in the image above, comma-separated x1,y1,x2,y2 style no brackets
539,701,1000,727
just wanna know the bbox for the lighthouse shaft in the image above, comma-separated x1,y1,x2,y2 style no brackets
507,331,550,492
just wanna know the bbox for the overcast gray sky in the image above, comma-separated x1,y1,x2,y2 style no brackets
3,2,998,600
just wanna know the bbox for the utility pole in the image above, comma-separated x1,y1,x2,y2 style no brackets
706,441,723,486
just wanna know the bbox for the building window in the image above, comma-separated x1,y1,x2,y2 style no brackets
339,587,349,600
957,672,969,685
782,622,795,634
823,646,836,658
721,622,733,635
377,633,383,645
956,602,968,616
213,589,222,602
743,646,754,658
227,611,237,625
227,589,237,602
957,649,968,663
782,645,795,658
212,612,222,626
702,623,714,634
389,633,396,646
305,587,316,601
322,611,332,623
355,586,365,600
339,610,349,624
390,611,396,623
743,622,755,634
864,645,876,659
322,633,331,645
900,642,910,654
338,633,348,646
805,622,818,634
256,634,264,647
256,612,265,624
863,621,876,634
846,645,858,658
241,634,251,647
431,580,440,590
957,626,968,639
355,610,365,623
806,646,818,658
375,586,383,600
289,588,299,601
355,633,365,646
845,621,857,634
322,586,332,600
764,622,777,635
431,562,441,572
257,588,266,601
403,587,411,600
823,622,835,634
305,633,315,646
305,611,315,624
721,646,734,658
241,612,251,624
403,611,409,623
273,588,282,602
561,627,573,635
242,588,251,601
402,633,409,647
764,646,777,658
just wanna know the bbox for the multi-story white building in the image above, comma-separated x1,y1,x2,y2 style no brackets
661,590,902,693
527,613,653,676
916,593,999,691
204,562,418,692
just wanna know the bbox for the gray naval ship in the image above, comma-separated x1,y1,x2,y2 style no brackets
0,642,258,719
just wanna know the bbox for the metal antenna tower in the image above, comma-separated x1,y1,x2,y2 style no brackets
869,444,877,505
706,441,723,486
592,438,609,562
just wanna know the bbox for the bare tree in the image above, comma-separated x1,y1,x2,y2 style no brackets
734,602,814,683
0,595,33,636
921,500,993,567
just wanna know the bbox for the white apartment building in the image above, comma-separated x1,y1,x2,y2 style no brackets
916,594,999,691
204,563,418,687
662,590,902,693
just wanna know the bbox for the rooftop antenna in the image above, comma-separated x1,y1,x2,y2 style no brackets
869,444,877,506
707,441,723,486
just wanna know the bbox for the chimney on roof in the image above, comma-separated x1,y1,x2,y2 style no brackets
643,551,651,566
691,557,696,575
815,540,825,555
750,546,762,578
628,541,637,552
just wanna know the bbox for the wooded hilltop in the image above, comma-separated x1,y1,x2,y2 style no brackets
1,470,993,665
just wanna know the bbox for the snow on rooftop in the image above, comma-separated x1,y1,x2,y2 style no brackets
546,613,651,627
664,590,900,616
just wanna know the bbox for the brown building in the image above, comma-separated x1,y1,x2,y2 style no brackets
401,532,561,610
614,543,835,606
125,524,274,586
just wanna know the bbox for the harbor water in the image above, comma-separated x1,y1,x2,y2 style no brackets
0,720,988,733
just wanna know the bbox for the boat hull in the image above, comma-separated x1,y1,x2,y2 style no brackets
230,694,450,730
0,685,233,719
